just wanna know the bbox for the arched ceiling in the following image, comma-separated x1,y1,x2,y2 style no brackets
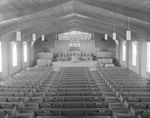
0,0,150,41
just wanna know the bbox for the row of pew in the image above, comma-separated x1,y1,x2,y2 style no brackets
0,65,142,118
0,67,53,118
33,67,113,117
30,67,135,118
97,66,150,118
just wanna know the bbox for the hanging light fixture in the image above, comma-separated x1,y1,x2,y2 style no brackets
105,34,108,40
16,19,21,41
104,28,108,40
32,24,36,42
113,33,116,40
42,34,45,41
126,17,131,41
113,24,116,40
32,33,36,42
112,24,118,45
41,28,45,41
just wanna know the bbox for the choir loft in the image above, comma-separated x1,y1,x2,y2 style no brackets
0,0,150,118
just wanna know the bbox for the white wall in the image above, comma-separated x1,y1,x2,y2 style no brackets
0,41,33,78
119,40,150,79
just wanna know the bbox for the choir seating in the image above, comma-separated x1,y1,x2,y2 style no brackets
57,52,93,61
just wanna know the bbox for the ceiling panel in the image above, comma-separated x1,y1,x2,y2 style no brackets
97,0,150,12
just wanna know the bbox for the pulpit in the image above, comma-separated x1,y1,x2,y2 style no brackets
71,55,78,62
37,52,53,67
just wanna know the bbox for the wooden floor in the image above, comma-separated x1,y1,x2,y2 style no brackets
52,61,97,71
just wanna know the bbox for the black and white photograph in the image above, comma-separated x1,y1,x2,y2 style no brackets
0,0,150,118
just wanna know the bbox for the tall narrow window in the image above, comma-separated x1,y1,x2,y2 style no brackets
12,42,17,67
132,41,137,66
0,42,2,72
23,42,27,62
122,41,126,61
147,42,150,72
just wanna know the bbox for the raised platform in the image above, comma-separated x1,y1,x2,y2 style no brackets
52,61,97,71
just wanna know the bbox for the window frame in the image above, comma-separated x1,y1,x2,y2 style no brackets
147,42,150,72
23,42,28,62
12,42,17,67
0,42,2,72
132,41,137,66
122,41,126,61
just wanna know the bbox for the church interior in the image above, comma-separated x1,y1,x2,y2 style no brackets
0,0,150,118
